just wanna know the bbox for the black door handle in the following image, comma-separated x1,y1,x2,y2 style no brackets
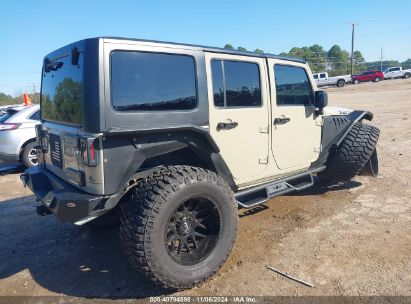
217,121,238,131
273,117,291,125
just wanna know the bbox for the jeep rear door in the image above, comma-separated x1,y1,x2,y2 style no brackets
205,53,270,186
268,59,322,170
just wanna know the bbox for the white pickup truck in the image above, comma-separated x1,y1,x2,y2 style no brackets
312,72,352,88
383,67,411,79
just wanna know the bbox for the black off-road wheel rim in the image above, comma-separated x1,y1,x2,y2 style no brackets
165,197,221,266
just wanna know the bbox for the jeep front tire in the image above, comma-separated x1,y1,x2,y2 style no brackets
319,122,380,182
119,166,238,290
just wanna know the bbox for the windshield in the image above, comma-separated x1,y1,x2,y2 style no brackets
41,51,83,125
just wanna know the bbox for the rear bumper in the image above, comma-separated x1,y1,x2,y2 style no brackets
22,166,113,223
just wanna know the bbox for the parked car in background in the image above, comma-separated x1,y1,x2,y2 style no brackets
313,72,351,87
383,67,411,79
0,104,40,167
352,71,384,84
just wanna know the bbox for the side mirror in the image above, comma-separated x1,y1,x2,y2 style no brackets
314,91,328,112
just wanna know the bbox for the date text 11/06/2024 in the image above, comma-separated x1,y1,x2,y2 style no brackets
149,296,257,303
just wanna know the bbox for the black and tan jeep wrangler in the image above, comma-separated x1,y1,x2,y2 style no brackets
21,37,379,289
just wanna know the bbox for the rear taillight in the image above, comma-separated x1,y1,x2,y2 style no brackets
80,137,99,167
35,124,48,153
0,123,21,131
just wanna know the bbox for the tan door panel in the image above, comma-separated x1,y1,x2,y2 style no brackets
268,59,322,170
205,53,270,185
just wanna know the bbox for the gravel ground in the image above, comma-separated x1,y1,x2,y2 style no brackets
0,79,410,300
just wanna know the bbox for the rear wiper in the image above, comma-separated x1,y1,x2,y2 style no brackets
43,55,66,73
44,60,64,73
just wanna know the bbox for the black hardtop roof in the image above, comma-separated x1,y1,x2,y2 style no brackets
100,37,306,64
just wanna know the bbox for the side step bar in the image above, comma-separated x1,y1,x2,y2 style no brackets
235,166,326,208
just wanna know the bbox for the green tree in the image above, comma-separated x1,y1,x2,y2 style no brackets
327,45,351,76
352,51,366,74
224,44,234,49
307,44,327,73
365,60,400,72
254,48,264,53
402,58,411,69
286,45,327,73
0,93,16,106
237,46,247,52
42,78,83,124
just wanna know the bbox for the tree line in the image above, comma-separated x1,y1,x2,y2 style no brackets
1,44,410,106
224,43,411,76
0,92,40,107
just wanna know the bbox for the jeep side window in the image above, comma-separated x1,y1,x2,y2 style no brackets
211,60,261,107
313,74,318,80
111,51,197,111
274,65,313,106
211,60,225,107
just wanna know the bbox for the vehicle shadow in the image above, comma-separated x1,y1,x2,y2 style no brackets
0,163,25,176
239,204,269,218
288,178,362,196
0,196,171,299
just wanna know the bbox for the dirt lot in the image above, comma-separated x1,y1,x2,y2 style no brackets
0,79,410,300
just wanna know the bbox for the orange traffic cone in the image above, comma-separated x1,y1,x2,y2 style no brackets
23,93,32,105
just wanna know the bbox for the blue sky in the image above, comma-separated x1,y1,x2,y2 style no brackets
1,0,410,96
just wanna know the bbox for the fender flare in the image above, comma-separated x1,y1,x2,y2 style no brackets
336,110,373,146
101,126,236,196
310,110,374,168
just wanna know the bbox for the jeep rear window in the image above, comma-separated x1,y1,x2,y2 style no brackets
111,51,197,111
41,52,83,125
211,60,261,108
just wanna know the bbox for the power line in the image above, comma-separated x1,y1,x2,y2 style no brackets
0,85,40,87
0,72,38,74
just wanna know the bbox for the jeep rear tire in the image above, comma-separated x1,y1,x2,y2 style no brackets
119,166,238,290
319,122,380,182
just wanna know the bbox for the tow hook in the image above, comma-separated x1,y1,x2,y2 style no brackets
20,174,27,187
36,205,52,216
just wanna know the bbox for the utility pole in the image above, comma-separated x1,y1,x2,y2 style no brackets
349,22,359,76
32,83,36,103
380,48,383,71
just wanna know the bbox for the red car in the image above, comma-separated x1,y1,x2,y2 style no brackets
352,70,384,84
